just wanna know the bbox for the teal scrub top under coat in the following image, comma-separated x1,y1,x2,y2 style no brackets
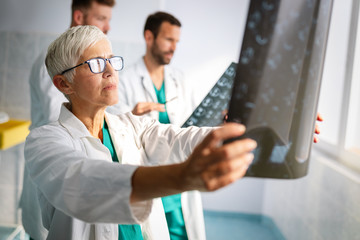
154,81,171,124
154,82,188,240
102,120,143,240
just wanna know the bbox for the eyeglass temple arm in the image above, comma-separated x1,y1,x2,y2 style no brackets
61,62,87,75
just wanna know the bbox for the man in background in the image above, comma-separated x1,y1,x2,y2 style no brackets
21,0,115,239
29,0,113,130
108,11,205,240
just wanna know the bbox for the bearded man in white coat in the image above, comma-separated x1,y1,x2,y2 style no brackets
108,11,203,240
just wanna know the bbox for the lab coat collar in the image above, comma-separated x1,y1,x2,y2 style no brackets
58,103,129,163
137,57,179,104
104,110,127,135
137,58,157,103
164,69,179,101
104,111,128,163
136,57,149,79
58,103,93,139
58,103,128,140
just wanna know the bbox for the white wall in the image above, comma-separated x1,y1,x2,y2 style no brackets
0,0,160,39
0,0,71,34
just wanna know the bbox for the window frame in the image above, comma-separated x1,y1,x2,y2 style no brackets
314,0,360,173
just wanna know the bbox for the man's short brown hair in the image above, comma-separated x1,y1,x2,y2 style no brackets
72,0,115,14
144,11,181,39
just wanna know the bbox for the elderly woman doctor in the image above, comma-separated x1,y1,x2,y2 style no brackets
24,25,257,240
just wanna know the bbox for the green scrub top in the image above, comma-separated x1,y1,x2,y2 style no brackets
154,83,188,240
154,81,171,124
102,120,143,240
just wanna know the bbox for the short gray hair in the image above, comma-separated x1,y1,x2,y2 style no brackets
45,25,111,82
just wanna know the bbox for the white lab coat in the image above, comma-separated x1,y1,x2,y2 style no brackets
24,104,211,240
107,58,206,240
20,50,68,240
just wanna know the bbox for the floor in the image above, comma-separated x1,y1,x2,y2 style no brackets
204,210,285,240
0,225,26,240
1,211,285,240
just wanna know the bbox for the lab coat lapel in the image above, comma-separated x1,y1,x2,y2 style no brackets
138,58,160,120
105,112,145,166
138,59,157,103
104,112,126,163
164,67,180,124
58,103,112,162
164,67,178,101
58,103,92,140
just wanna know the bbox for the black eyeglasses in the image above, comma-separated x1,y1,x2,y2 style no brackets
61,56,124,75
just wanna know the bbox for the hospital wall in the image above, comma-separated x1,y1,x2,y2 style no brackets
0,0,360,239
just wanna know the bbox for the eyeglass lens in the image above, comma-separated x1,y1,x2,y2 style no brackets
88,57,123,73
89,59,104,73
109,57,123,71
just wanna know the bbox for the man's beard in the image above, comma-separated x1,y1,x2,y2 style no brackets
150,44,172,65
83,17,108,34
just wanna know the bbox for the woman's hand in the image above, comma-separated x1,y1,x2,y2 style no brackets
181,123,257,192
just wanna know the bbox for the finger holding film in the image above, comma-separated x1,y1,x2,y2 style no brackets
200,137,257,167
313,122,321,143
204,159,253,191
205,150,254,177
317,113,324,122
199,137,256,191
314,124,320,134
198,123,247,152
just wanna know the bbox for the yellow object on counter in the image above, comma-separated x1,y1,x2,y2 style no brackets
0,119,31,150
